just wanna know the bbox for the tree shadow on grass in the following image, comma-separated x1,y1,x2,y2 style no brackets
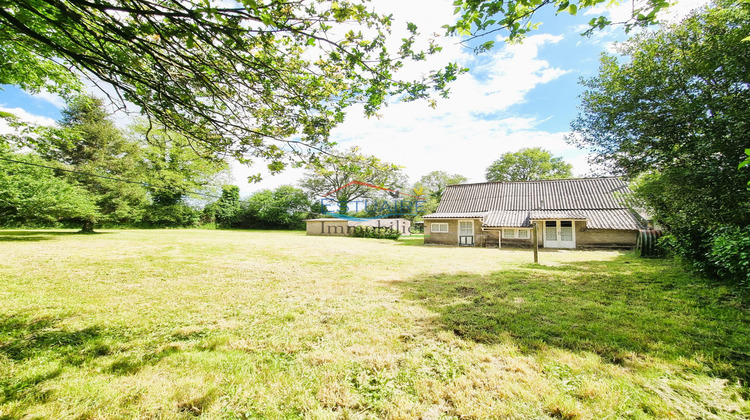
0,231,109,242
0,314,176,417
394,254,750,384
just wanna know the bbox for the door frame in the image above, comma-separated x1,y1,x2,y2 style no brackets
543,220,576,249
458,219,475,246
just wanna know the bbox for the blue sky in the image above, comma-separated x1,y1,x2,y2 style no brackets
0,0,709,197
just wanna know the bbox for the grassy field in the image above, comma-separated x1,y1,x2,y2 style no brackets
0,229,748,419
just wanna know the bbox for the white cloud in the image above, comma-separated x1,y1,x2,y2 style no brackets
0,107,57,137
231,160,307,197
325,31,576,185
31,90,65,108
584,0,712,26
243,17,586,191
659,0,711,23
0,107,56,126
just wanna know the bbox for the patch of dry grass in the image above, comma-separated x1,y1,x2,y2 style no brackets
0,229,748,419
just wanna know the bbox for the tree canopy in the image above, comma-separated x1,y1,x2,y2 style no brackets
299,147,406,214
570,1,750,282
485,147,572,182
236,185,311,229
447,0,671,50
1,94,229,230
0,152,98,227
415,171,467,201
0,0,462,171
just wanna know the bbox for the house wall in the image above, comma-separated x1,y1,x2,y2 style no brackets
483,229,500,248
305,220,349,236
576,221,637,248
354,218,412,236
427,219,637,248
533,221,636,248
424,219,483,246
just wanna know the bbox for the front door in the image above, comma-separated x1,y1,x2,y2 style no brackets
544,220,575,249
459,220,474,246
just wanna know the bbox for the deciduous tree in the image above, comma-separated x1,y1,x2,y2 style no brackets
0,0,461,170
448,0,670,49
485,147,572,182
236,186,311,229
299,147,406,214
0,152,98,228
38,95,149,227
415,171,467,201
134,123,227,226
215,185,241,227
569,1,750,280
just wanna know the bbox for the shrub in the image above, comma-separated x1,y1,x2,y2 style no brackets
350,226,401,240
707,226,750,289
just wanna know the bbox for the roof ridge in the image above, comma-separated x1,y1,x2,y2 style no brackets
446,176,622,188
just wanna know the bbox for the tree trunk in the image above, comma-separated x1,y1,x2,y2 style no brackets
79,220,94,234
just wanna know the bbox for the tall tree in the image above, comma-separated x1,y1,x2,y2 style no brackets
38,95,149,230
134,124,227,226
412,170,467,215
569,1,750,276
0,0,461,170
236,186,311,230
415,171,467,201
0,152,98,228
214,185,241,228
485,147,572,182
299,147,406,214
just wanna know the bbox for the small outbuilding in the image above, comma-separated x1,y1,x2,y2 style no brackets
305,217,412,236
423,177,647,249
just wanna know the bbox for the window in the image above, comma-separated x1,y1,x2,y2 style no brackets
431,223,449,233
503,229,531,239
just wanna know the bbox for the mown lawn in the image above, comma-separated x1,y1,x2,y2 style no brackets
0,229,748,419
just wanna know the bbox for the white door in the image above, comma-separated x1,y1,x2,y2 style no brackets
544,221,575,249
458,220,474,246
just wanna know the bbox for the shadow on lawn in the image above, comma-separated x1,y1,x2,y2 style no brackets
0,231,109,242
0,315,174,417
395,254,750,384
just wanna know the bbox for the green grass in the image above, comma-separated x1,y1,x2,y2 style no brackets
0,229,748,419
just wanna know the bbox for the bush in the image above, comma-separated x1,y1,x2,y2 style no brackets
707,226,750,288
140,203,200,227
350,226,401,240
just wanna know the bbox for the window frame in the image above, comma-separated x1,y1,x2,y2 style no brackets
430,222,449,233
502,228,531,239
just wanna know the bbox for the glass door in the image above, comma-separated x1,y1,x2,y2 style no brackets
544,221,576,249
545,221,559,248
459,220,474,246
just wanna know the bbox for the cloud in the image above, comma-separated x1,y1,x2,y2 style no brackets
0,107,56,126
328,32,574,184
659,0,712,23
231,160,307,197
583,0,712,26
0,107,57,137
31,90,65,108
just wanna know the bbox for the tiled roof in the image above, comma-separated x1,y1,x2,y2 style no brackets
529,211,588,220
436,177,631,213
482,210,529,227
422,212,487,219
583,209,645,230
426,178,646,230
